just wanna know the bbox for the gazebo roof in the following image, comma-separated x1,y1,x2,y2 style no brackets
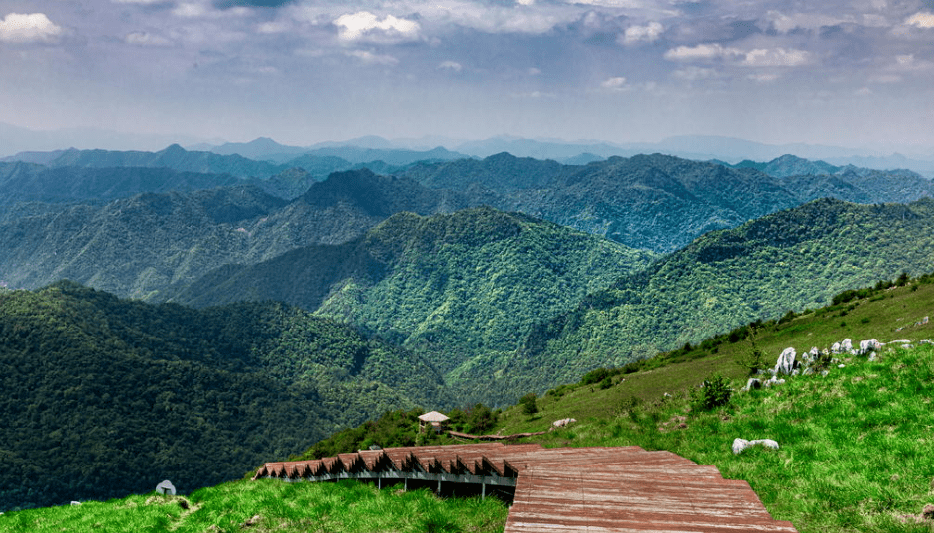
418,411,450,423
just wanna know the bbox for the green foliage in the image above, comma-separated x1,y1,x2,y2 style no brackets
519,393,539,416
0,283,446,511
689,374,732,411
0,479,509,533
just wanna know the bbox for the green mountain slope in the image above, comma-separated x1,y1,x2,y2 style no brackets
483,197,934,399
166,207,657,382
0,162,244,205
402,153,934,252
0,281,446,511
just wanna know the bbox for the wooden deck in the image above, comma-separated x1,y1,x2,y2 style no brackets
254,443,798,532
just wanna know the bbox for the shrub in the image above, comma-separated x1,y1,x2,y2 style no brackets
690,374,732,412
519,393,539,416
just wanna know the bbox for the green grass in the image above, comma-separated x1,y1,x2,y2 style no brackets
0,479,509,533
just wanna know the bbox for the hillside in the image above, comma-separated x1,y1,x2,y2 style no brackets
459,197,934,402
0,282,446,511
165,207,657,382
0,171,474,298
401,153,934,252
0,163,244,206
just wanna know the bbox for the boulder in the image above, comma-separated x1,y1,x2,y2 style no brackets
773,347,796,376
831,342,842,354
156,480,176,496
732,438,779,455
552,418,577,428
841,339,854,353
763,376,785,388
70,501,81,506
859,339,882,355
742,378,762,391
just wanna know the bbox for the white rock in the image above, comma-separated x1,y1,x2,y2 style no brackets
552,418,577,428
821,370,830,377
868,353,878,362
773,347,797,376
70,501,81,506
838,364,846,368
742,378,762,391
841,339,854,353
156,480,176,496
859,339,882,355
831,342,842,354
732,438,779,455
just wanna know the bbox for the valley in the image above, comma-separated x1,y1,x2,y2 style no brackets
1,142,933,532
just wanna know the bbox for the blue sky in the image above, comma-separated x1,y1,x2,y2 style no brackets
2,0,934,149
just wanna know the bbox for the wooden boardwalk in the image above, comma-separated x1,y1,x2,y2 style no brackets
254,443,798,532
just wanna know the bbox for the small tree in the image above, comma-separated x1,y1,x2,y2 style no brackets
519,393,539,416
690,374,732,412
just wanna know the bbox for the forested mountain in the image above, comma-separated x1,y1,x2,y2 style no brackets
44,144,286,179
400,153,934,252
0,162,243,205
0,171,473,297
464,197,934,401
0,281,446,511
164,207,657,381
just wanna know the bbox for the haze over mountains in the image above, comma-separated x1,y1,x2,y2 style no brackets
3,137,934,510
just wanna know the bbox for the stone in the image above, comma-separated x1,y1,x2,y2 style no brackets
859,339,882,355
868,353,878,362
841,339,854,353
552,418,577,428
763,376,785,388
743,378,762,391
821,370,830,377
831,341,842,354
773,347,797,376
732,438,779,455
70,501,81,506
156,480,176,496
838,364,846,368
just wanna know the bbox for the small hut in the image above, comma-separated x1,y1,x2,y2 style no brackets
418,411,450,433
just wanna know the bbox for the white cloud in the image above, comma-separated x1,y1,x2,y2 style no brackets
855,87,873,96
335,11,421,43
0,12,63,43
905,12,934,29
600,76,628,91
345,49,399,65
766,11,853,33
173,2,208,18
621,21,662,44
125,31,172,46
528,67,541,75
746,72,779,83
665,43,810,68
112,0,166,4
257,21,289,34
671,66,718,81
741,48,810,67
438,60,462,72
664,43,741,61
516,0,535,5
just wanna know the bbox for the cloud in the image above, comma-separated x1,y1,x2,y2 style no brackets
664,43,742,61
665,43,810,68
125,31,173,46
600,76,628,91
741,48,810,67
213,0,294,9
345,49,399,65
766,11,853,33
621,21,663,44
173,2,208,17
671,66,718,81
746,72,779,83
438,60,463,72
335,11,421,43
904,12,934,29
0,12,63,43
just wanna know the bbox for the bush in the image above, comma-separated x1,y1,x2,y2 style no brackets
690,374,732,412
519,393,539,416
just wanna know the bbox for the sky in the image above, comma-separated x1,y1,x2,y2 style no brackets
1,0,934,150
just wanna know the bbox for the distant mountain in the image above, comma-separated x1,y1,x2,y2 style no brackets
0,162,243,205
0,121,210,157
0,170,473,298
400,153,934,252
0,281,446,510
728,154,841,177
473,197,934,400
293,146,470,166
209,137,308,160
43,144,286,179
164,207,657,386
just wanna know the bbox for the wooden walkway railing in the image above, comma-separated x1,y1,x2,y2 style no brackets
254,443,798,532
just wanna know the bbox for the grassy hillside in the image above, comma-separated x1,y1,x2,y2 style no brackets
0,282,446,511
294,273,934,533
481,197,934,400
